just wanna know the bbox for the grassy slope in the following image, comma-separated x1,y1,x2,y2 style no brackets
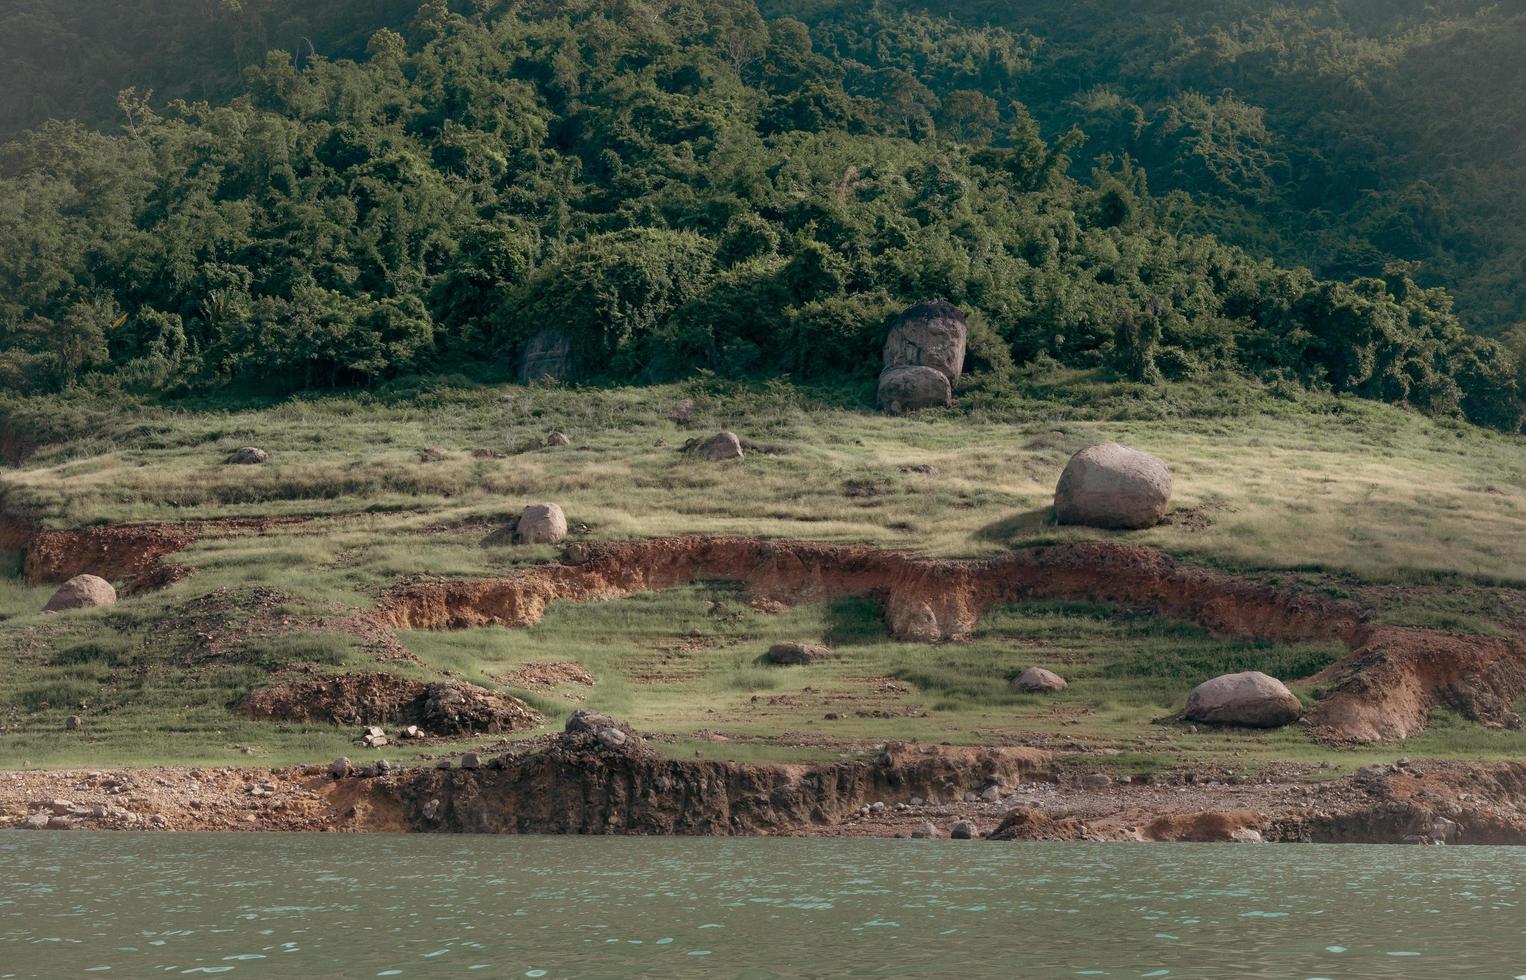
2,374,1525,771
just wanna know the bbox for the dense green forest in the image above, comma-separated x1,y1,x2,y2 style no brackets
1,0,1523,432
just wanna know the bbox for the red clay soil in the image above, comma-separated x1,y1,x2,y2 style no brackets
7,517,302,590
375,535,1525,745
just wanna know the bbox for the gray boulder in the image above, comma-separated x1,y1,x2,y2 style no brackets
883,300,967,383
517,328,573,383
516,503,568,545
1183,671,1302,728
1012,667,1068,694
227,447,268,465
697,431,744,461
44,575,117,613
1054,442,1172,530
765,642,831,666
877,365,952,415
950,819,978,839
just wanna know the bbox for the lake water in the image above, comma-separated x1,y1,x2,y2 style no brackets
2,834,1524,978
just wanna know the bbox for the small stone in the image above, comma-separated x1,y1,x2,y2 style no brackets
870,801,886,813
950,820,978,840
47,799,75,815
459,752,481,770
435,758,454,770
963,791,979,803
910,797,925,807
65,715,82,730
597,727,628,749
330,757,352,778
980,785,1002,802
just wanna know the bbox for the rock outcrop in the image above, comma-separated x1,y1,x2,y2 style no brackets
43,574,117,612
1011,667,1068,693
877,365,953,415
1183,671,1302,728
1054,442,1173,530
516,503,568,545
517,328,573,383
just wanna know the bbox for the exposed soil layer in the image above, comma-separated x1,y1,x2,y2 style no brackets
7,735,1526,844
4,516,304,591
236,673,541,736
376,535,1526,742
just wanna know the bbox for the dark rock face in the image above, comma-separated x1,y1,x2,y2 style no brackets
882,300,967,383
877,365,953,415
517,328,573,383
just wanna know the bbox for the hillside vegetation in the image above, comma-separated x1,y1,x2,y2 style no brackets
2,0,1523,433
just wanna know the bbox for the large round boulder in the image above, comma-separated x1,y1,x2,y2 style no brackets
883,300,967,383
517,328,573,383
44,575,117,613
516,503,568,545
1183,671,1302,728
697,431,744,461
1011,667,1068,694
1053,442,1172,530
878,365,952,415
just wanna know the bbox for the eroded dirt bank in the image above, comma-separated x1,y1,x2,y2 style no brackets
377,535,1526,743
6,728,1526,844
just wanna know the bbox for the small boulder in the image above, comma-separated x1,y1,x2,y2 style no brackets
877,365,952,415
516,503,568,545
910,821,939,839
65,715,82,730
227,447,268,465
434,758,453,770
765,642,831,666
459,752,481,770
1011,667,1068,694
697,431,744,461
1183,671,1302,729
329,757,352,778
882,300,968,383
597,727,629,750
1053,443,1173,530
44,575,117,613
546,431,571,447
950,819,978,840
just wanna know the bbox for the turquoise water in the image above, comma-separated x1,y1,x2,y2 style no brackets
2,834,1524,978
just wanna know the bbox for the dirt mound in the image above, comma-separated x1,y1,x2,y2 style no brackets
501,661,595,689
1141,810,1264,842
237,673,541,736
1309,626,1526,742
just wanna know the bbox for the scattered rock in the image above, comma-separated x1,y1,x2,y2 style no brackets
950,819,978,840
877,365,952,415
435,758,453,770
1053,442,1173,530
23,813,51,830
1011,667,1068,694
697,431,744,461
882,300,968,383
330,757,351,778
459,752,481,770
65,715,82,730
764,642,831,666
910,821,939,839
516,503,569,545
980,784,1002,802
518,328,573,383
43,574,118,613
1229,828,1265,844
545,431,571,447
1183,671,1303,729
227,447,268,465
1081,773,1113,789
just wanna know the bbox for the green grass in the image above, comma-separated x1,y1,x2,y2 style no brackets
0,374,1523,768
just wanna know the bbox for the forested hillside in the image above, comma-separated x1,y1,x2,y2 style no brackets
1,0,1522,432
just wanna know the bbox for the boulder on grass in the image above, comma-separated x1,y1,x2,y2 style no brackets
1054,442,1172,530
44,575,117,613
883,299,968,383
546,431,570,447
516,503,568,545
697,431,744,461
765,642,831,666
878,365,952,415
1011,667,1067,694
227,447,268,465
1183,671,1302,728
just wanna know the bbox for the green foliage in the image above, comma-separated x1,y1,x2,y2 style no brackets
0,0,1521,432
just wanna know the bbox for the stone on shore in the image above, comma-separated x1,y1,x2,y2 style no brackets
1183,671,1302,728
950,819,978,839
1053,442,1172,530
